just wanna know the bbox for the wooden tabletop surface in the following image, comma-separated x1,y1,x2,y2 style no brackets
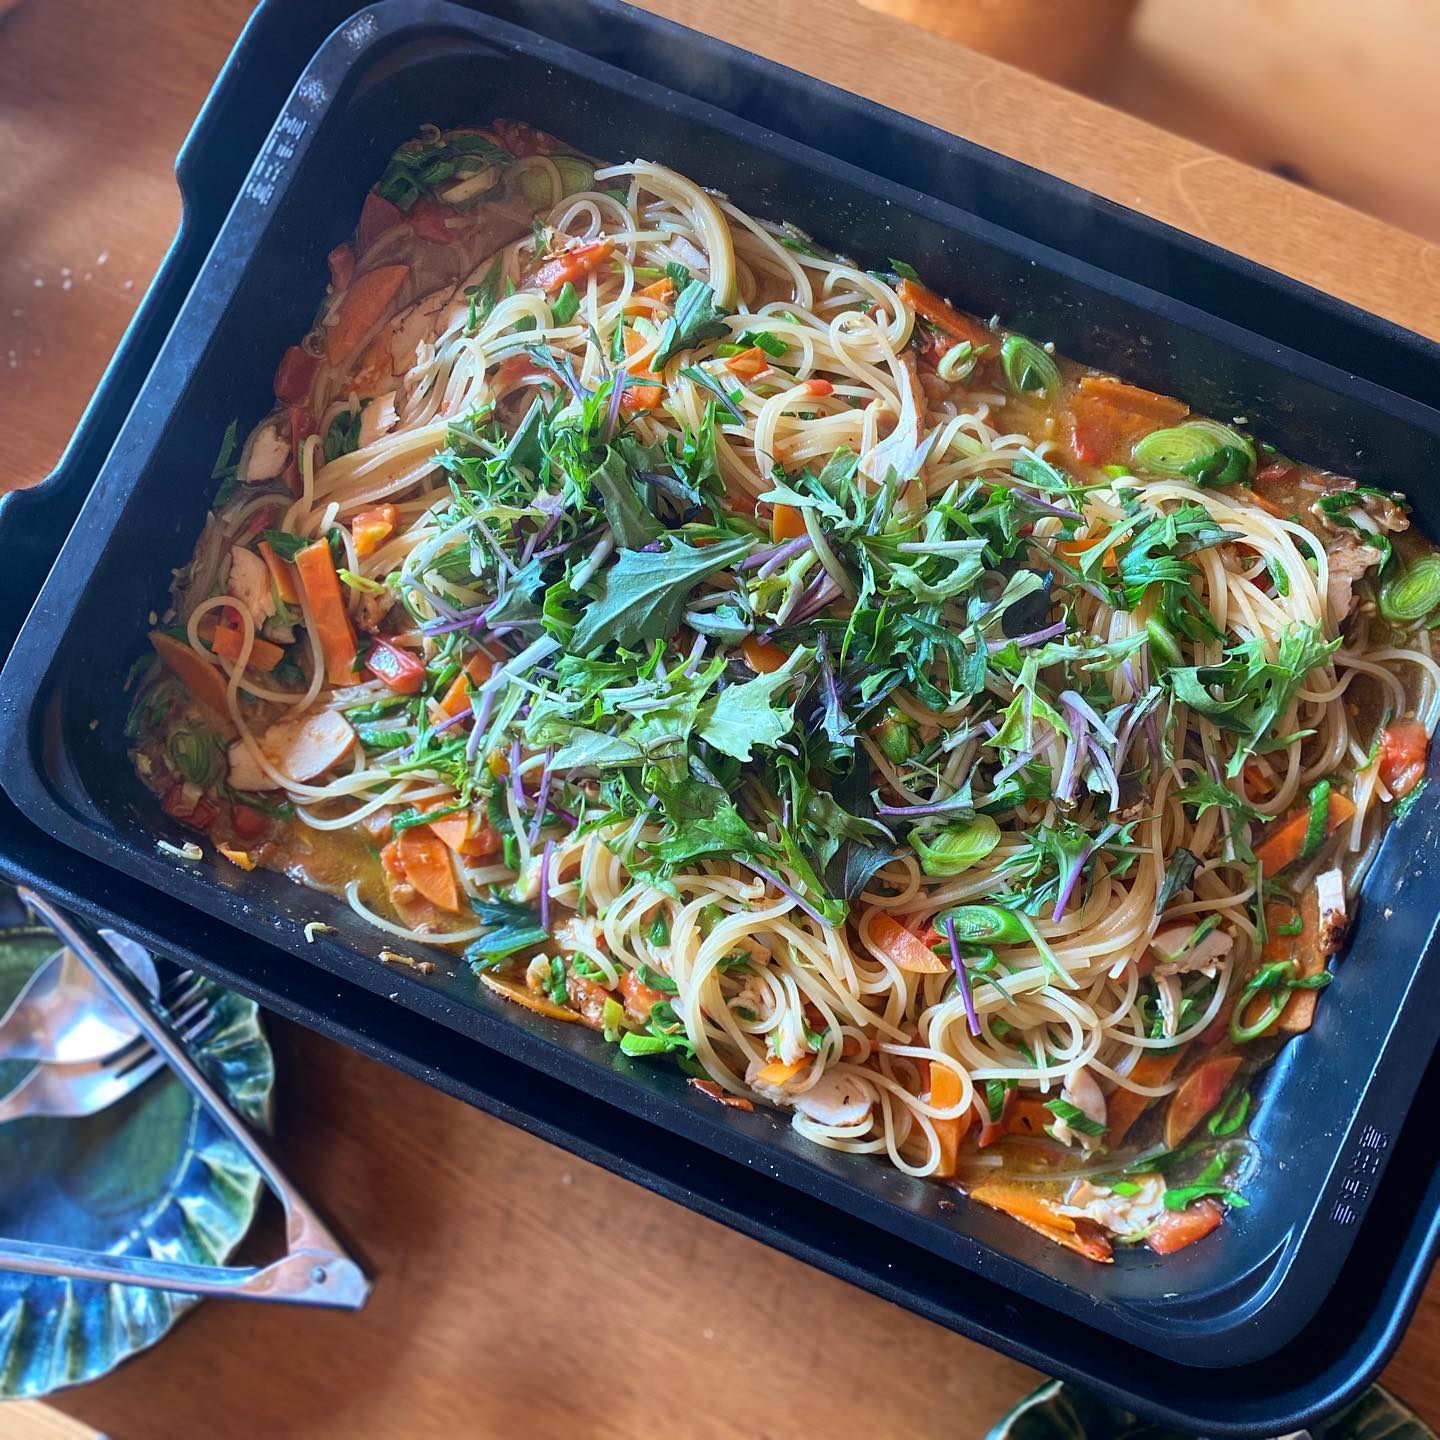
4,2,1440,1436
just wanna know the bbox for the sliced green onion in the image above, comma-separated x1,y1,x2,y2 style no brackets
1000,335,1061,397
936,341,978,383
1207,1084,1251,1138
1164,1183,1249,1211
1378,554,1440,624
1145,613,1183,667
553,155,596,196
166,727,222,786
551,281,579,326
1300,780,1331,860
1132,419,1255,487
910,816,1002,877
941,903,1030,946
602,997,625,1043
876,706,914,763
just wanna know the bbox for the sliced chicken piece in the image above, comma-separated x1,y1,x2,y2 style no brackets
1324,528,1385,623
1063,1174,1167,1238
1279,867,1349,1034
1048,1065,1107,1148
226,546,276,628
227,709,357,793
1151,924,1235,976
1315,867,1348,959
358,391,400,448
239,421,290,485
793,1068,874,1127
387,287,456,374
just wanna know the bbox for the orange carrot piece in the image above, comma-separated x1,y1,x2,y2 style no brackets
1254,791,1356,876
929,1062,969,1178
396,826,461,912
1075,375,1188,423
293,539,358,686
427,808,501,858
479,972,582,1021
740,635,792,674
869,912,950,974
897,278,990,350
1164,1054,1243,1150
439,652,497,718
150,631,231,717
724,346,769,379
970,1182,1114,1262
325,264,409,364
1053,533,1118,571
529,239,615,295
257,540,300,605
1006,1096,1053,1138
754,1057,809,1086
689,1078,755,1110
625,277,676,314
1106,1051,1182,1147
352,503,398,559
210,618,284,673
620,324,664,411
771,503,808,542
1147,1198,1224,1255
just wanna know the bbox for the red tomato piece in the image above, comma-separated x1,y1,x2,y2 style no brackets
365,638,427,694
1379,719,1430,798
357,190,407,252
409,198,455,245
273,345,319,405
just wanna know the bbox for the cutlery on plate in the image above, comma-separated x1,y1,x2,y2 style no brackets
0,993,214,1123
3,889,371,1310
0,926,164,1064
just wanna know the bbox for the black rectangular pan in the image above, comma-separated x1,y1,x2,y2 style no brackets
4,0,1440,1404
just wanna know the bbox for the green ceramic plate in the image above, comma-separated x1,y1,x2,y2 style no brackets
0,891,274,1400
988,1379,1436,1440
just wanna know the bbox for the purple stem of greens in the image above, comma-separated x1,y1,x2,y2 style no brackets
1086,737,1121,810
1051,839,1095,922
540,839,555,933
682,633,708,676
1059,689,1119,747
788,573,843,627
737,859,829,929
509,736,525,809
992,744,1040,787
989,619,1066,651
875,790,977,821
1020,494,1082,522
407,578,463,622
944,915,982,1038
527,748,556,847
604,369,627,442
1054,707,1088,805
423,608,494,638
739,536,812,576
532,349,588,403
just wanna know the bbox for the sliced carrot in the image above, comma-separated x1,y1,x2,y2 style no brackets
257,540,300,605
689,1078,755,1110
771,503,808,542
293,539,358,686
1147,1198,1224,1255
273,345,319,405
897,278,991,350
625,277,675,314
439,652,496,718
327,243,356,291
1164,1054,1242,1150
1006,1095,1052,1138
1075,374,1189,423
620,323,663,411
1053,532,1118,571
619,967,669,1023
1243,758,1277,800
351,503,398,559
529,239,615,294
740,635,791,674
724,346,769,379
479,971,582,1022
869,912,951,975
1106,1051,1182,1147
427,808,501,858
754,1057,809,1086
210,617,284,673
1254,790,1356,875
1379,719,1429,799
357,191,407,252
396,826,461,912
1250,492,1286,519
350,334,395,397
150,631,230,717
325,263,409,365
1261,883,1332,1035
970,1182,1114,1262
929,1062,970,1178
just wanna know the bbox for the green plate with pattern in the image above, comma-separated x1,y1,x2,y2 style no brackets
988,1379,1436,1440
0,888,273,1400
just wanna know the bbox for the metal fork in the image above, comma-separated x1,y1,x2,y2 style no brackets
0,993,213,1125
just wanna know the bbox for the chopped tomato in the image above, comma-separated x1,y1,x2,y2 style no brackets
490,352,544,397
232,804,270,842
802,378,833,397
409,198,455,245
1106,1051,1182,1147
357,190,407,252
1254,461,1298,486
395,826,461,912
528,238,615,294
289,405,317,457
1379,719,1429,798
162,783,218,832
1066,377,1187,465
366,638,426,694
619,967,668,1022
273,345,319,405
1147,1198,1224,1255
1164,1055,1242,1149
327,243,356,291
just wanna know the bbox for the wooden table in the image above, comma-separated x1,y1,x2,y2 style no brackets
3,2,1439,1435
